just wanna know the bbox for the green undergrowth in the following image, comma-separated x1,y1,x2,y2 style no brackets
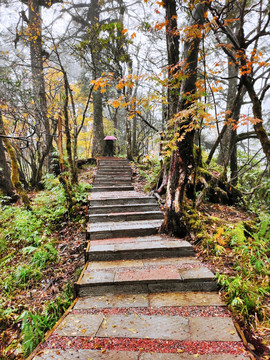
0,174,91,357
137,156,162,192
205,215,270,324
17,284,73,356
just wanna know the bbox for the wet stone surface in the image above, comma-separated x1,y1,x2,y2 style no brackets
87,259,145,270
189,317,241,341
54,314,104,337
75,294,149,309
179,267,215,282
79,269,115,284
114,266,181,282
88,220,163,232
97,313,190,340
142,257,200,266
149,292,225,307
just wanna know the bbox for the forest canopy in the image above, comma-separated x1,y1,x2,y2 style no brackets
0,0,269,203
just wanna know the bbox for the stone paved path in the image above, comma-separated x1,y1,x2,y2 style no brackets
28,158,251,360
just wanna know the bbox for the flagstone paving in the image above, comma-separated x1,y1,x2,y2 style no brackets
28,158,251,360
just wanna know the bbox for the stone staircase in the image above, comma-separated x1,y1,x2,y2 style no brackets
90,158,133,192
29,158,251,360
75,158,217,297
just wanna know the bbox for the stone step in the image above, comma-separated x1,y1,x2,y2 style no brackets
97,168,132,172
95,175,131,180
30,289,248,360
93,182,132,187
87,219,162,240
88,194,157,206
89,203,160,214
86,235,194,261
95,171,131,179
94,180,132,185
88,196,156,206
97,170,131,175
88,210,163,224
98,166,131,171
97,167,132,171
93,184,132,188
91,185,134,192
75,257,217,296
98,163,130,167
98,158,130,163
99,162,131,165
96,172,132,177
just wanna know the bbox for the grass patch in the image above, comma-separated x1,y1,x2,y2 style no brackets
17,284,73,356
0,174,91,358
205,215,270,323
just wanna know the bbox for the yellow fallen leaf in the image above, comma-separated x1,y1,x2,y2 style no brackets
81,329,86,333
101,349,106,353
128,328,137,333
230,330,236,335
112,325,117,328
194,355,199,358
177,349,184,353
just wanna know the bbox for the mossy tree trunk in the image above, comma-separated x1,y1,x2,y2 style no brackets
21,0,63,186
62,70,77,184
0,114,31,209
164,0,180,120
57,115,65,173
0,115,17,200
90,0,105,158
162,1,207,236
28,1,51,184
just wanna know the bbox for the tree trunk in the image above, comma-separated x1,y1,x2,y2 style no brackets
163,1,206,236
217,61,239,166
230,131,238,185
0,115,16,199
0,115,31,209
242,76,270,162
164,0,180,119
57,115,65,173
91,89,105,157
89,0,105,157
63,72,77,184
207,2,270,164
132,114,137,157
28,1,51,169
126,117,132,160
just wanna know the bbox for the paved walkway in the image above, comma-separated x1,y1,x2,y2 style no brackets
28,158,251,360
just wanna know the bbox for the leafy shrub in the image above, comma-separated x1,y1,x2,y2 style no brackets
0,173,88,356
17,284,73,356
237,150,270,211
13,265,42,288
213,216,270,321
74,182,92,202
30,243,58,268
137,156,162,192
